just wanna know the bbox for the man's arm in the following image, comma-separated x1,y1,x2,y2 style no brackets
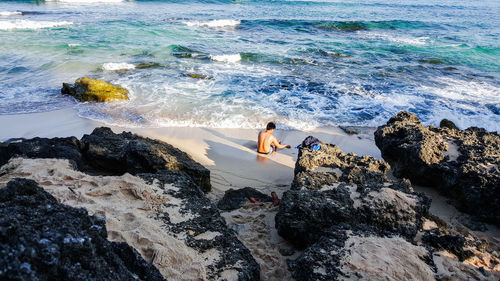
271,136,291,149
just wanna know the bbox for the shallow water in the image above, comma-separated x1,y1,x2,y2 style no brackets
0,0,498,131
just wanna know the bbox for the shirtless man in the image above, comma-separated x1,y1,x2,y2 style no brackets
257,122,291,154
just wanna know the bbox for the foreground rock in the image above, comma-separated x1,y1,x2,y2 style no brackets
374,111,500,225
0,128,259,280
62,77,129,102
217,187,273,211
276,137,500,280
0,127,211,192
0,178,165,281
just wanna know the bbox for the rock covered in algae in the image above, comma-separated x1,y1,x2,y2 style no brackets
61,77,129,102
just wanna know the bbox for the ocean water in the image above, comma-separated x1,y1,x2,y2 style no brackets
0,0,498,131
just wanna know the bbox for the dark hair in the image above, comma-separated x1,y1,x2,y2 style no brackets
266,122,276,130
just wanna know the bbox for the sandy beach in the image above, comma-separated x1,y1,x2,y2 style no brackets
0,107,380,198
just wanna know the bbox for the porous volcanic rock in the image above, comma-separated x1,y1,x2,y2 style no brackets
80,127,211,192
292,142,390,190
138,171,261,280
0,127,211,192
0,128,260,280
276,180,429,247
277,141,430,248
0,178,166,281
288,226,435,281
374,111,500,225
217,187,273,211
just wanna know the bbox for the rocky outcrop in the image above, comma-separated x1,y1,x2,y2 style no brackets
217,187,273,211
292,142,389,190
0,128,259,280
276,137,500,280
62,77,129,102
0,178,166,281
288,226,435,281
0,127,211,192
374,111,500,225
276,180,430,247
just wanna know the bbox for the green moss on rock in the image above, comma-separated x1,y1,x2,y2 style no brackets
61,77,129,102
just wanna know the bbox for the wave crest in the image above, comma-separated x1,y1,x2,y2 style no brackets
0,20,72,30
183,19,240,28
102,62,136,71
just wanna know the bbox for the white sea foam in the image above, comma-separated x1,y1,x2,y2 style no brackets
46,0,125,3
68,43,81,47
359,31,430,46
211,54,241,63
0,20,72,30
102,62,136,71
183,19,241,28
0,11,22,16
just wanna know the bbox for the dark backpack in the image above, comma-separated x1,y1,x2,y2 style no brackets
301,136,320,148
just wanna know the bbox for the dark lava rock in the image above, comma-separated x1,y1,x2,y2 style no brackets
288,225,435,281
422,229,474,262
217,187,273,211
139,171,260,280
0,178,166,281
440,118,459,130
277,139,429,248
292,143,389,190
80,127,211,192
0,127,211,192
0,137,83,171
0,128,260,280
374,111,500,225
276,180,429,248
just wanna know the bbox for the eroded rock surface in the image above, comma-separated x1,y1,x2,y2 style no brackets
0,127,211,192
277,137,500,280
217,187,273,211
288,226,435,281
0,178,166,281
0,129,258,280
293,142,389,190
374,111,500,225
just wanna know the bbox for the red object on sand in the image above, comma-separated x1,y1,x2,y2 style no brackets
271,192,280,206
248,196,260,203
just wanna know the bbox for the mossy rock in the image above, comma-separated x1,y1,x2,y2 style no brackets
184,73,213,80
62,77,129,102
135,62,163,69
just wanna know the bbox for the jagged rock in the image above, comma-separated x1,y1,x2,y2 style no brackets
139,171,260,280
0,127,211,192
276,180,429,247
80,127,211,192
374,111,500,225
0,129,259,280
440,119,458,130
0,137,83,170
277,140,429,248
61,77,129,102
0,178,166,281
292,143,390,190
288,226,435,281
217,187,273,211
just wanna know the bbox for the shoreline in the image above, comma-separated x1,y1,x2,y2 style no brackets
0,108,380,198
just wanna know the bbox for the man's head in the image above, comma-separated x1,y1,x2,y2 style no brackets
266,122,276,131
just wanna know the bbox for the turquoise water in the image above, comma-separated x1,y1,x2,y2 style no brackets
0,0,499,131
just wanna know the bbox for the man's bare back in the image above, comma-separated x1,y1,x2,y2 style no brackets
257,122,291,154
